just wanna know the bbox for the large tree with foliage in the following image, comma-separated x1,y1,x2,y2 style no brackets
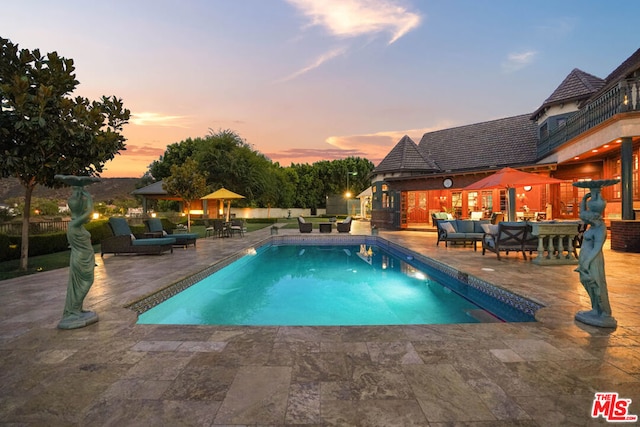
0,38,130,271
162,158,208,232
148,129,375,211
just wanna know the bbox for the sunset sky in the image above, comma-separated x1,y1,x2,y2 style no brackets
3,0,639,177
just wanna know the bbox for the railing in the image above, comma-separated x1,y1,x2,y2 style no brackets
537,77,640,159
0,220,70,235
529,222,581,265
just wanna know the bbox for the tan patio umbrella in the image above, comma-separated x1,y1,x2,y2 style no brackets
463,167,566,221
201,188,245,221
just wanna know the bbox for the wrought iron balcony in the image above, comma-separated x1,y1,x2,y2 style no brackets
537,77,640,159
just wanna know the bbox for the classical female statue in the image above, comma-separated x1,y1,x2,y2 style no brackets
573,180,619,328
55,175,100,329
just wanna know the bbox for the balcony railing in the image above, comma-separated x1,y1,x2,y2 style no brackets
537,77,640,159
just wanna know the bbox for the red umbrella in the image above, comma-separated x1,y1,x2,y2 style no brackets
463,167,566,221
463,167,565,190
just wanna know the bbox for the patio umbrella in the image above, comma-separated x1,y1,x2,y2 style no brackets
463,167,566,221
201,188,245,221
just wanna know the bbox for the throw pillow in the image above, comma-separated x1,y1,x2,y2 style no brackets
481,224,499,235
440,222,456,234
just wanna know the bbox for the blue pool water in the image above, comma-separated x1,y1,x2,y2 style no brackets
137,244,532,326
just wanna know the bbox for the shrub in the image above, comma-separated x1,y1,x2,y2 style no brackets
85,219,111,244
0,234,15,261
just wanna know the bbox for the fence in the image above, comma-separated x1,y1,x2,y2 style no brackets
0,220,70,235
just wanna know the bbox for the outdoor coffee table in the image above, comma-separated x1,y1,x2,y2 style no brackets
319,223,332,233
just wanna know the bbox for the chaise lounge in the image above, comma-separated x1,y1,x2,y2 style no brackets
144,218,198,248
101,217,176,257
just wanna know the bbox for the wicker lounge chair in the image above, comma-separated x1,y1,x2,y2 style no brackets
144,218,198,248
298,216,312,233
337,216,352,233
101,217,175,257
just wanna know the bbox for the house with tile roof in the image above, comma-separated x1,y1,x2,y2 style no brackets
371,48,640,251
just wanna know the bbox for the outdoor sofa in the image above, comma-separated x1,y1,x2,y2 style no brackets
101,217,175,257
144,218,198,248
436,219,490,250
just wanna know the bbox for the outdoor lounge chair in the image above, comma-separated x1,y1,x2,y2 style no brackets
101,217,176,257
337,216,352,233
144,217,198,248
298,216,312,233
482,221,537,260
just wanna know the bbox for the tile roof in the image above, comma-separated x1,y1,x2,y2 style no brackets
374,135,439,173
583,47,640,103
130,180,167,195
531,68,604,120
603,47,640,85
418,114,539,172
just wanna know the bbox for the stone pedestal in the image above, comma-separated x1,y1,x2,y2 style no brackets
530,222,580,265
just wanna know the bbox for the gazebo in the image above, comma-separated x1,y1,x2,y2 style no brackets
131,181,204,215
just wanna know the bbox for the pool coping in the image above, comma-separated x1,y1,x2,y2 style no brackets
124,234,545,320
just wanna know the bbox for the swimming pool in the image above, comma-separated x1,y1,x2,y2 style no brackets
134,238,540,326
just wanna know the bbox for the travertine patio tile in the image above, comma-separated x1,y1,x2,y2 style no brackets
0,225,638,425
404,364,495,422
214,366,291,425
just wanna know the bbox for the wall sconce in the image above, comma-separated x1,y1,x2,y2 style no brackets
439,196,447,202
523,186,532,192
517,193,527,202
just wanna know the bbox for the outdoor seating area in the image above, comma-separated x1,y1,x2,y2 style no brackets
101,217,176,257
143,218,198,248
436,218,490,250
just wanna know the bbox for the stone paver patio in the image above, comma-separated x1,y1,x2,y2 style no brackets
1,220,639,426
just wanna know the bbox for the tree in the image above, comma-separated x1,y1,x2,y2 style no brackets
0,38,130,270
162,158,208,232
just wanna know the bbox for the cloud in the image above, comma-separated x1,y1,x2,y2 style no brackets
286,0,422,44
278,46,348,83
130,112,189,127
502,50,538,73
267,123,454,166
122,144,166,157
266,147,367,162
280,0,422,80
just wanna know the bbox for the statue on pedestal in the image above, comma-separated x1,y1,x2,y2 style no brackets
573,179,619,328
55,175,100,329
